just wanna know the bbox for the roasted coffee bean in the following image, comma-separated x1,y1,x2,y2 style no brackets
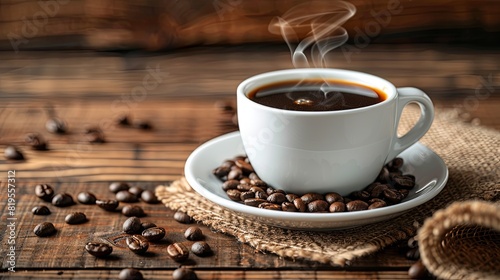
227,168,243,180
325,192,343,204
399,189,410,199
249,186,265,193
266,187,285,195
35,184,55,202
364,182,380,193
52,193,74,207
286,193,299,203
392,175,416,190
383,188,402,204
226,189,242,201
191,241,212,256
4,146,24,160
84,127,105,143
349,191,371,202
370,184,389,198
212,166,230,179
239,177,250,185
142,227,165,242
250,179,267,188
45,118,67,134
123,217,142,234
134,120,152,130
25,133,48,150
406,248,420,260
378,167,390,183
222,180,239,191
172,268,198,280
128,186,144,197
407,236,419,248
267,192,286,204
258,202,282,211
346,200,369,212
141,190,159,204
184,226,203,241
240,191,255,201
140,222,157,231
122,205,145,217
65,212,87,224
254,191,268,200
248,172,260,180
109,182,130,193
116,190,139,203
244,198,266,207
368,201,387,210
167,243,189,262
119,268,143,280
282,202,297,212
96,199,119,211
236,183,252,191
388,157,404,170
235,159,254,174
34,222,56,237
408,260,429,279
293,198,306,212
126,235,149,254
77,191,97,204
32,205,51,215
85,242,113,258
174,211,193,224
220,160,235,168
308,200,329,212
301,193,324,204
329,202,346,213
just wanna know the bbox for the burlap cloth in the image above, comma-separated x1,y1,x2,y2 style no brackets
155,107,499,275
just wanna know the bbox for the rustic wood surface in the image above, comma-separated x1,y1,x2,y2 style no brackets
0,44,499,279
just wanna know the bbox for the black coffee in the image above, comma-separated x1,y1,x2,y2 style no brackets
249,79,386,111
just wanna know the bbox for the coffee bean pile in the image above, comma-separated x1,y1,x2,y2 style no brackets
213,156,416,213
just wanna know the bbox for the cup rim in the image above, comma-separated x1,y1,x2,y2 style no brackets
237,68,397,115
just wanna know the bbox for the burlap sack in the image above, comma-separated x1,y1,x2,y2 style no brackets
156,107,499,271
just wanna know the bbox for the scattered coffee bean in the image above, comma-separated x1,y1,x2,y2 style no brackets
325,192,343,204
35,184,54,202
406,248,420,260
371,184,389,198
248,172,260,180
126,235,149,254
329,202,346,213
350,190,371,202
226,189,241,201
388,157,404,170
65,212,87,224
282,202,297,212
109,182,130,193
116,190,139,203
141,190,159,204
286,193,299,203
32,206,51,215
383,188,402,204
96,199,119,211
122,205,145,217
140,222,157,231
77,192,97,204
34,222,56,237
293,198,306,212
172,268,198,280
142,227,166,242
236,183,252,192
244,198,266,207
392,175,416,190
184,226,203,241
227,168,243,180
255,191,268,200
4,146,24,160
119,268,143,280
25,133,48,150
368,200,387,210
51,193,74,207
346,200,369,212
85,242,113,258
235,159,254,174
301,193,324,204
84,127,105,143
267,192,287,204
221,180,239,191
378,167,390,183
213,166,231,179
45,118,67,134
128,186,144,197
123,217,142,234
240,191,254,201
408,260,429,279
308,200,329,212
191,241,212,256
258,202,282,211
174,211,193,224
167,243,190,262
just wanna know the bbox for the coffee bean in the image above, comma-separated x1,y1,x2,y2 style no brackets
45,118,67,134
267,192,286,204
399,189,410,199
388,157,404,170
293,198,306,212
240,191,255,201
184,226,203,241
226,189,242,201
378,167,390,183
119,268,143,280
368,201,387,210
4,146,24,160
286,193,299,203
116,190,139,203
408,260,429,279
109,182,130,193
254,191,268,200
282,202,297,212
128,186,144,197
349,191,371,202
85,242,113,258
346,200,369,212
325,192,343,204
140,222,157,231
364,182,380,193
406,248,420,260
32,206,51,215
235,159,254,174
329,202,346,213
174,211,193,224
65,212,87,224
141,190,159,204
266,187,285,195
407,236,418,248
123,217,142,234
77,192,97,204
96,199,119,211
237,183,252,192
34,222,56,237
142,227,166,242
222,180,239,191
392,175,416,190
213,166,231,179
227,168,243,180
243,198,266,207
35,184,54,202
308,200,329,212
84,127,105,143
383,188,402,204
126,235,149,254
249,186,265,193
258,202,282,211
370,184,389,198
248,172,260,180
167,243,189,262
25,133,48,150
172,268,198,280
250,179,267,188
301,193,324,204
51,193,74,207
122,205,145,217
191,241,212,256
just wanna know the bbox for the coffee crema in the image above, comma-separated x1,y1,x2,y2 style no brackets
248,79,387,111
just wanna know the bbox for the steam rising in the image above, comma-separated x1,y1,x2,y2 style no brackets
269,1,356,68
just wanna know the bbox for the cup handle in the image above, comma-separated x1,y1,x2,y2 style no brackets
386,87,434,163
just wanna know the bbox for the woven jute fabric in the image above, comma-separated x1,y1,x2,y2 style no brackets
155,107,500,269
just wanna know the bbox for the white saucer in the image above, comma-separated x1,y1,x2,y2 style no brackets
184,131,448,230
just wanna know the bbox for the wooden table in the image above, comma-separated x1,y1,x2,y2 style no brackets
0,44,499,279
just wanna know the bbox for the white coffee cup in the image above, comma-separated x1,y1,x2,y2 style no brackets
237,68,434,195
